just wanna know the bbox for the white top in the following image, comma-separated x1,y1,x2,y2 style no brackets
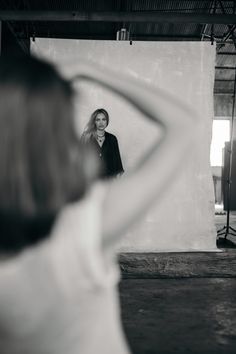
0,183,130,354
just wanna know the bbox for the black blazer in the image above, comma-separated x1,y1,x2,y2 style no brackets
89,132,124,178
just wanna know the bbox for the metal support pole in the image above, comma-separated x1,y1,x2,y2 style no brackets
0,20,1,55
217,66,236,239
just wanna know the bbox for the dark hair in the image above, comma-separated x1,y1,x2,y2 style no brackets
0,55,87,253
82,108,109,141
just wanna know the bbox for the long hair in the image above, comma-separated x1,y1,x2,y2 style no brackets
0,55,87,252
81,108,109,142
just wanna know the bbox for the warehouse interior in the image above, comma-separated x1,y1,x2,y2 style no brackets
1,0,236,208
0,1,236,354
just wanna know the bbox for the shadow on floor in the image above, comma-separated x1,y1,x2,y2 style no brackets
217,237,236,248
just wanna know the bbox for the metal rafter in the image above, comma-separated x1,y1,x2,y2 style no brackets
217,0,236,50
1,0,28,53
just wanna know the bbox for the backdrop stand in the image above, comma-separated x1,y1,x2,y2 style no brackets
217,66,236,241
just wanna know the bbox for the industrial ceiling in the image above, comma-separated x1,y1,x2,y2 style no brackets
0,0,236,95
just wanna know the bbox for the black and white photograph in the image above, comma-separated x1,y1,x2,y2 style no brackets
0,1,236,354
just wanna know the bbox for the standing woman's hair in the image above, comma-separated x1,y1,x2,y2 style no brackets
0,56,87,253
82,108,109,142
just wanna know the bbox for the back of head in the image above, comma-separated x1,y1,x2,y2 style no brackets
0,55,87,253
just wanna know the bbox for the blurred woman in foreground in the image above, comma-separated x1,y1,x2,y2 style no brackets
0,55,199,354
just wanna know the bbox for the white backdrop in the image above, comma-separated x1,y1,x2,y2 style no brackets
31,39,217,251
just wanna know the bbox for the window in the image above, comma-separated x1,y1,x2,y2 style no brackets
210,119,230,167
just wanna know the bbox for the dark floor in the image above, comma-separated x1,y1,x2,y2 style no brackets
118,214,236,354
120,278,236,354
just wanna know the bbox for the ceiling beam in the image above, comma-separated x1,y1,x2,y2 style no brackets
214,92,235,95
217,52,236,55
31,33,203,41
0,11,236,24
215,66,236,69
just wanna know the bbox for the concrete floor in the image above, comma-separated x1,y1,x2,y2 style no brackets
120,278,236,354
118,213,236,354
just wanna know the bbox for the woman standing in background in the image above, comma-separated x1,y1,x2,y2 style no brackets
81,108,124,178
